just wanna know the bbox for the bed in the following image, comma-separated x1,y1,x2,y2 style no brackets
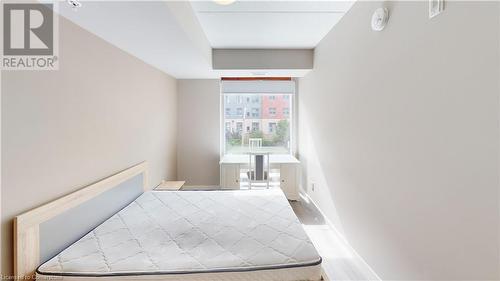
14,162,322,281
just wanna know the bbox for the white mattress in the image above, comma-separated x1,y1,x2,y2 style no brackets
37,189,322,280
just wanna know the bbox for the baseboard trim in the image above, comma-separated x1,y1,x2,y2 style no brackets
299,191,382,281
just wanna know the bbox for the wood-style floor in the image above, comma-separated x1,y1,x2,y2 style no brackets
290,199,380,281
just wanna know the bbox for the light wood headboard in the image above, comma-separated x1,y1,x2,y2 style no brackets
13,161,150,280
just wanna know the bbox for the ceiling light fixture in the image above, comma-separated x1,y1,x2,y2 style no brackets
213,0,236,6
67,0,82,9
371,8,389,31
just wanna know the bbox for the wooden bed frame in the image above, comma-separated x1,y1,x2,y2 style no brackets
13,162,150,280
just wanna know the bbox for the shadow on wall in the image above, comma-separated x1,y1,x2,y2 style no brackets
298,108,346,235
297,0,500,278
298,97,405,280
298,108,383,281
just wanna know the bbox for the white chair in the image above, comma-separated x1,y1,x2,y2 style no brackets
247,153,270,189
248,138,262,151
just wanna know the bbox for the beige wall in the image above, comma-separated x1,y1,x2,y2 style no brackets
1,15,178,275
298,1,499,280
177,79,220,186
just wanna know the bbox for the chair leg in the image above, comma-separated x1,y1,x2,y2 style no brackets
249,170,252,190
266,164,270,189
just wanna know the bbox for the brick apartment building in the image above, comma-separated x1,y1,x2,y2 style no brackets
224,94,290,136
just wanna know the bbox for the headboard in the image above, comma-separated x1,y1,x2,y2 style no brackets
13,161,150,280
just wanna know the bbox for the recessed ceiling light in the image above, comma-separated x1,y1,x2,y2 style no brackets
213,0,236,5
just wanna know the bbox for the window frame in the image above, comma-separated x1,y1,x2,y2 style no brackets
219,79,297,158
221,95,296,156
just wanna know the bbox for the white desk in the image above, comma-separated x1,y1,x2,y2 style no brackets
219,154,300,200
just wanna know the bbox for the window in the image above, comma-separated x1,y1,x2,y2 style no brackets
268,122,276,133
269,107,276,116
252,122,259,132
251,108,259,118
283,107,289,116
223,93,293,155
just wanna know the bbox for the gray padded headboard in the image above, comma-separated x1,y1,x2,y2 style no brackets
39,174,144,263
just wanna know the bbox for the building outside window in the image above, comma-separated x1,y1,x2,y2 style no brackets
269,107,276,116
251,108,259,117
283,107,289,117
223,92,292,155
252,122,260,132
269,122,277,133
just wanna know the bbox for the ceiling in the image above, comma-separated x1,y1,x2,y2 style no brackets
57,1,213,78
190,1,354,48
56,1,354,78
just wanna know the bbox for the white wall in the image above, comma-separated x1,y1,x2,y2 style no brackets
298,1,499,280
177,79,220,186
1,15,177,275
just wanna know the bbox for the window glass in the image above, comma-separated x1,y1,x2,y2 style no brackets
269,107,276,116
223,94,292,154
283,107,289,117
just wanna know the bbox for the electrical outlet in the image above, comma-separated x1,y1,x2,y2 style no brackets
311,182,316,192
